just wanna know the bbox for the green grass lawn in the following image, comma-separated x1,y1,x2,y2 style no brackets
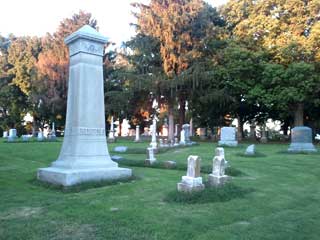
0,138,320,240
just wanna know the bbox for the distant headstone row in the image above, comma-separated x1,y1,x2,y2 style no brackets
4,124,56,142
148,121,196,149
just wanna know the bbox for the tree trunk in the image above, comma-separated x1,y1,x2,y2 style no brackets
282,119,289,136
168,104,174,142
178,97,186,132
118,118,122,137
293,103,304,127
237,116,243,141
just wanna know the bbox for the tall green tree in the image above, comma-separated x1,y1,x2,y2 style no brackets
35,11,98,126
7,36,41,95
222,0,320,126
131,0,224,139
0,35,29,132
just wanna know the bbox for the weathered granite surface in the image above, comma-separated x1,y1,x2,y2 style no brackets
288,126,317,153
177,155,204,192
218,127,238,147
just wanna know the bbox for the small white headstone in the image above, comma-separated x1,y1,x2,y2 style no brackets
134,125,140,142
183,124,190,143
108,116,116,142
22,135,32,142
208,147,230,186
37,131,44,142
177,155,204,192
8,129,17,142
145,147,156,165
179,129,186,145
174,137,179,146
159,139,164,148
114,146,128,153
3,131,8,138
245,144,255,155
49,122,57,141
150,118,157,149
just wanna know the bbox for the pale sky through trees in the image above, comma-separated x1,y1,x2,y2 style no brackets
0,0,227,45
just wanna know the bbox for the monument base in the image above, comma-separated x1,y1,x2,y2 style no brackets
7,137,17,142
145,159,157,165
177,176,204,192
107,138,116,143
260,137,268,143
37,167,132,187
288,143,317,153
208,174,230,186
218,140,238,147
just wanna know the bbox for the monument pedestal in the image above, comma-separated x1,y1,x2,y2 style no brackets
38,167,131,187
218,140,238,147
144,159,157,165
208,174,230,186
177,176,204,192
288,143,317,153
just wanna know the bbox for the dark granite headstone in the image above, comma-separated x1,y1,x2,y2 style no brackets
288,126,317,153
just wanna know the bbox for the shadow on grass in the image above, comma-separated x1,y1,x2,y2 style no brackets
236,152,267,158
164,183,254,204
29,175,139,193
119,159,245,177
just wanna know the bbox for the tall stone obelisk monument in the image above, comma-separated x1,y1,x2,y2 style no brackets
37,25,132,186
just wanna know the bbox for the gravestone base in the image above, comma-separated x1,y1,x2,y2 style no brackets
107,138,116,143
37,167,132,187
218,140,238,147
208,174,230,186
164,161,177,169
260,137,268,143
145,159,157,165
48,135,57,142
150,143,157,149
288,143,317,153
7,137,17,142
177,176,204,192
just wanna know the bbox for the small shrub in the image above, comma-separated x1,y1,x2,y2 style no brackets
164,183,254,204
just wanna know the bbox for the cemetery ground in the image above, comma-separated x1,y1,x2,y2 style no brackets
0,139,320,240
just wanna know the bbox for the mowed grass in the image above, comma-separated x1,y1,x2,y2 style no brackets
0,138,320,239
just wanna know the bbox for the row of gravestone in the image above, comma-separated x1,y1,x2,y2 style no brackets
3,128,56,142
177,148,230,192
149,120,196,148
219,126,317,153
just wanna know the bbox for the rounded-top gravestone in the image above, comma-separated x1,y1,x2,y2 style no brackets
288,126,317,153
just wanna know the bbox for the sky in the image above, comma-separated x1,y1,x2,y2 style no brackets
0,0,227,45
